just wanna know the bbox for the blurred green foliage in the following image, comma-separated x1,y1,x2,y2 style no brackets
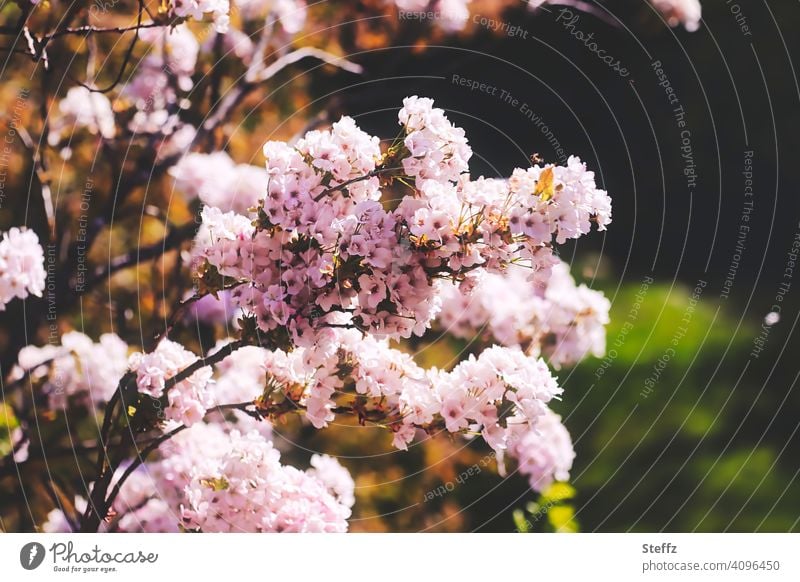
553,278,800,532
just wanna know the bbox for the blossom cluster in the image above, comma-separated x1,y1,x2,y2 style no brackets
193,97,611,352
121,25,199,134
163,0,308,61
35,344,355,533
252,326,572,488
398,95,472,183
180,428,351,532
170,0,231,33
438,260,610,368
140,25,199,91
509,407,575,492
48,87,116,146
0,228,47,311
170,151,267,215
12,331,129,410
129,339,214,427
48,0,309,141
43,422,354,533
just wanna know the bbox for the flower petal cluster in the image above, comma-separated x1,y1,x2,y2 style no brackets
193,98,610,352
168,425,351,532
170,151,268,215
129,340,214,426
255,328,561,456
508,408,575,492
42,422,353,533
438,260,610,367
48,87,116,145
0,228,47,310
12,332,129,409
170,0,231,32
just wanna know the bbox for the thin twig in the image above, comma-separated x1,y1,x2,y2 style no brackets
43,21,162,41
102,425,187,514
313,166,402,201
77,0,145,93
202,47,363,133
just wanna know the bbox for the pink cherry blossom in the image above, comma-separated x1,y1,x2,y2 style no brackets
129,340,214,427
508,408,575,492
0,228,46,310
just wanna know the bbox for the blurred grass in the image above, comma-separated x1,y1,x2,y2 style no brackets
557,279,800,532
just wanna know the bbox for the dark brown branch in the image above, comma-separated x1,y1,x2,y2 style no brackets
162,340,247,393
43,21,162,41
78,0,145,94
78,221,198,294
81,340,249,531
101,425,186,515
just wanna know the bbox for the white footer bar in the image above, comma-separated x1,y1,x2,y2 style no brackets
1,533,797,581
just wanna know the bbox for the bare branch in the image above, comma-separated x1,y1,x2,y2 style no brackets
201,47,363,134
43,21,162,41
81,339,248,531
15,125,55,239
78,221,198,294
162,340,247,393
77,0,145,94
255,46,363,82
